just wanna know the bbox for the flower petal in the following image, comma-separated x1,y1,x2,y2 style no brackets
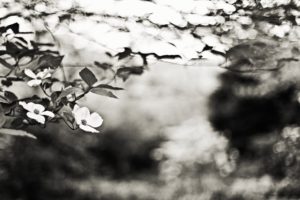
87,112,103,128
44,73,52,79
27,79,42,87
73,106,90,125
37,69,52,79
24,69,37,79
19,101,29,110
72,104,80,113
27,112,45,124
32,103,45,112
41,111,55,118
79,124,99,133
20,101,35,112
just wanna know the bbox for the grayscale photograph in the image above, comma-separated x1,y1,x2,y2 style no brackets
0,0,299,199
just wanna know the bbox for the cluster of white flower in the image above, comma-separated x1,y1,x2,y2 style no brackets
19,56,104,133
19,102,103,133
24,68,53,87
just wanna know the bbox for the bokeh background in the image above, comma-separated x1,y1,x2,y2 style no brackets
2,0,300,199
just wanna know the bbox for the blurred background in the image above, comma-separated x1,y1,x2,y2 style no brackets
2,0,300,199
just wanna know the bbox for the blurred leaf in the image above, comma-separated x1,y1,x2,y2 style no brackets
94,84,123,90
116,47,132,60
1,79,13,87
136,52,181,62
15,54,61,75
203,45,214,51
51,91,61,103
58,13,71,22
0,128,37,139
116,66,144,81
105,52,113,57
59,105,76,128
62,111,74,123
5,42,20,55
6,23,19,33
42,79,52,89
0,95,9,103
4,91,17,102
94,61,113,70
211,49,226,57
15,55,40,75
90,88,118,98
79,67,97,86
11,117,23,129
0,57,14,69
57,87,84,102
15,36,28,45
0,105,6,127
38,55,64,69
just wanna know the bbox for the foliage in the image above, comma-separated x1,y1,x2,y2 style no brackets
1,0,300,137
0,20,127,137
2,0,300,199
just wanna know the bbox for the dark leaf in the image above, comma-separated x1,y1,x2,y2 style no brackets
90,88,118,98
116,47,132,60
105,52,113,57
79,67,98,86
58,14,71,22
57,87,84,102
51,91,61,103
94,84,124,90
42,79,52,89
116,66,144,81
0,95,8,104
136,52,181,61
38,55,64,69
11,117,24,128
5,23,19,33
15,41,28,49
4,91,17,102
211,49,226,57
30,41,54,47
59,105,76,127
41,98,50,107
0,105,6,127
0,57,14,69
15,36,28,45
1,79,13,87
6,42,20,55
62,111,74,123
155,54,182,60
94,61,113,70
202,45,214,51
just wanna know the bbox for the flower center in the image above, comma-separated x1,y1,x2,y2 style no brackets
33,109,40,114
81,119,87,125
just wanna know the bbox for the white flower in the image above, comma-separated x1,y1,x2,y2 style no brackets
0,29,15,44
24,68,52,87
72,105,103,133
19,101,55,124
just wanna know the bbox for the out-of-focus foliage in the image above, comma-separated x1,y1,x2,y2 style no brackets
2,0,300,67
1,0,300,135
1,0,300,200
0,20,125,136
